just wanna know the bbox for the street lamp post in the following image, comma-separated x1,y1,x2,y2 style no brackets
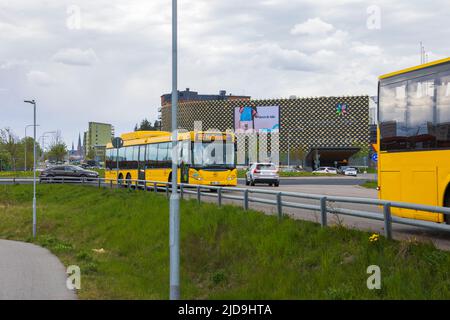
169,0,180,300
24,100,37,238
39,131,57,161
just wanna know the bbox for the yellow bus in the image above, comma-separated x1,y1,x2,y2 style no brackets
378,57,450,223
104,130,238,187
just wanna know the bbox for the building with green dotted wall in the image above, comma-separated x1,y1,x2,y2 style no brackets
160,95,370,169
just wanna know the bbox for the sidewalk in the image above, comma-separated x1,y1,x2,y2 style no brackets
0,239,77,300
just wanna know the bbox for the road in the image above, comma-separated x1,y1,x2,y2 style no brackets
0,239,77,300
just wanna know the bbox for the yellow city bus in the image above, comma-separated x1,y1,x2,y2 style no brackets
378,57,450,223
104,130,238,187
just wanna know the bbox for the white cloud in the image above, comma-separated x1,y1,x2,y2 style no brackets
290,18,334,35
26,70,53,87
52,48,98,66
351,43,383,56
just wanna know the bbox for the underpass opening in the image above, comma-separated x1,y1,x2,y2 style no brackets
306,147,361,169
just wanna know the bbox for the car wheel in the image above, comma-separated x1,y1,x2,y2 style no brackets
250,179,255,186
275,181,280,187
245,176,250,186
269,183,273,187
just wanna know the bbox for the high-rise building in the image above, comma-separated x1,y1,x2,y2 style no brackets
83,122,114,162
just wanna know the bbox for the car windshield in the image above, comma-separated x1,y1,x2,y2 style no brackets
256,164,276,170
192,141,235,169
68,166,83,171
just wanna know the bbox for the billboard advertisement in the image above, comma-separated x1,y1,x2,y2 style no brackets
234,105,280,133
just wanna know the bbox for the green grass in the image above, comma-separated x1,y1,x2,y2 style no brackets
361,181,378,189
0,184,449,299
0,171,34,178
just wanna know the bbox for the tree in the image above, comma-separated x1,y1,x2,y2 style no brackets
0,128,20,171
134,118,159,131
86,148,96,160
47,143,68,162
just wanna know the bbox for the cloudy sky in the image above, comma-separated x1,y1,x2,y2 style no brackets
1,0,449,147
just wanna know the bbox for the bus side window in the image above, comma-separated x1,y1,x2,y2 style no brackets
147,143,157,169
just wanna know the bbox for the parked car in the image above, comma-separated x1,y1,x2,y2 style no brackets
39,165,99,182
312,167,338,174
245,163,280,187
343,167,358,176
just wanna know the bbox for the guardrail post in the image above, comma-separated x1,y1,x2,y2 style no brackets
197,185,201,204
218,188,222,207
243,189,249,211
320,197,327,227
383,203,393,240
110,180,113,189
166,183,169,199
62,177,65,184
154,182,157,193
277,192,282,220
98,178,101,188
180,184,184,200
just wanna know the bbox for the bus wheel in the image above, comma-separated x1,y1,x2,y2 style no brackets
118,173,124,187
126,173,132,188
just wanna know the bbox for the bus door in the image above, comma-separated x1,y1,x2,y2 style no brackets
179,140,190,184
138,145,146,185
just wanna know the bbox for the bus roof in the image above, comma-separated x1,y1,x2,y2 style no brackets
106,130,235,148
379,57,450,80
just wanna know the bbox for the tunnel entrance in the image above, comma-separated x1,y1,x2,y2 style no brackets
305,147,361,170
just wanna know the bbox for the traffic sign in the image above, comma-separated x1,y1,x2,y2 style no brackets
112,137,123,149
371,153,378,162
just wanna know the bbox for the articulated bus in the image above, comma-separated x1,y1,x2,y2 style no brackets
104,130,238,187
378,57,450,223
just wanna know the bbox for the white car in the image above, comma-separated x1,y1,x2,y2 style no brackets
245,163,280,187
312,167,338,174
343,167,358,176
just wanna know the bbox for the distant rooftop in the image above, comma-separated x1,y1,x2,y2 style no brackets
161,88,251,106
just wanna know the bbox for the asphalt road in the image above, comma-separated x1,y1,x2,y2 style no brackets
238,173,376,186
0,239,77,300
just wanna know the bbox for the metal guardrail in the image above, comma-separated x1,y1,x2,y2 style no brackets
2,176,450,238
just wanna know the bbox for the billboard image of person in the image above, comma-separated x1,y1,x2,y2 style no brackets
236,104,258,132
234,105,279,133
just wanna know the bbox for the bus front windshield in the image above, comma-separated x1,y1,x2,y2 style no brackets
192,141,235,169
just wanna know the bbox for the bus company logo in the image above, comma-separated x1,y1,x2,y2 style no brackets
336,103,348,116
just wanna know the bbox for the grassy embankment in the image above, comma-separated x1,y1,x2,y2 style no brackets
0,184,449,299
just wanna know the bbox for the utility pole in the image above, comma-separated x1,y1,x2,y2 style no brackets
169,0,180,300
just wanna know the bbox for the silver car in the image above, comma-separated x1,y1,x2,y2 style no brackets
245,163,280,187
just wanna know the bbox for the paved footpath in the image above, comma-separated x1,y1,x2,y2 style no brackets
0,239,77,300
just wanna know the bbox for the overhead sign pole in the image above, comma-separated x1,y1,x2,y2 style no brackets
169,0,181,300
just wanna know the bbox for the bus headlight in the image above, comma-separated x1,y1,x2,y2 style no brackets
192,172,202,180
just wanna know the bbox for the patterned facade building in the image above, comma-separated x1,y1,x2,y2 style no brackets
161,95,370,168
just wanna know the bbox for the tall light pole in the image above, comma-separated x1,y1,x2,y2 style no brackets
24,100,37,238
24,124,40,171
39,131,57,161
169,0,180,300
